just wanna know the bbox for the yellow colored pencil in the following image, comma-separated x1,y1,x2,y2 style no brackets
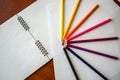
63,0,81,39
60,0,64,41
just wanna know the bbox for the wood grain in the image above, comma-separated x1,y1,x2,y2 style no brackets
0,0,36,25
113,0,120,6
25,59,55,80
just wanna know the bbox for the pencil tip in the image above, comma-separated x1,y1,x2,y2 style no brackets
62,39,68,48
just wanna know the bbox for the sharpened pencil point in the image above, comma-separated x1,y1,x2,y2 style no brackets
63,39,68,48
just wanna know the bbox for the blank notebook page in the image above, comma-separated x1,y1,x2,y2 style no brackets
0,1,52,80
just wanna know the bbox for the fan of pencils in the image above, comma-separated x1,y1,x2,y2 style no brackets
60,0,119,80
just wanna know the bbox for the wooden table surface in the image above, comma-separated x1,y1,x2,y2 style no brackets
1,0,119,80
25,59,55,80
0,0,55,80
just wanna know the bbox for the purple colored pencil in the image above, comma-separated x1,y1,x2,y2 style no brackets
67,44,119,60
68,37,118,44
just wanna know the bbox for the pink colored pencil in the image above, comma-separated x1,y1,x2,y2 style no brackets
65,4,99,39
68,37,118,44
67,18,112,41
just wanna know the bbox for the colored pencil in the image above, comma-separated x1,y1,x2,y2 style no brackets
68,37,118,44
66,46,109,80
63,0,81,39
60,0,64,41
67,18,112,41
63,48,79,80
65,4,99,39
68,44,119,60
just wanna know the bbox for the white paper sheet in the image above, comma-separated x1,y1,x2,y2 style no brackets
0,1,52,80
47,0,120,80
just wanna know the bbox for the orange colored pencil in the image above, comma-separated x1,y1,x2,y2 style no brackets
65,4,99,39
63,0,81,39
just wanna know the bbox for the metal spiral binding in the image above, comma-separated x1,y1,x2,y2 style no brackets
35,40,48,56
17,15,30,31
17,15,50,60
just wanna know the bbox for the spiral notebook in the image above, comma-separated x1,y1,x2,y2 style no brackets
0,1,52,80
47,0,120,80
